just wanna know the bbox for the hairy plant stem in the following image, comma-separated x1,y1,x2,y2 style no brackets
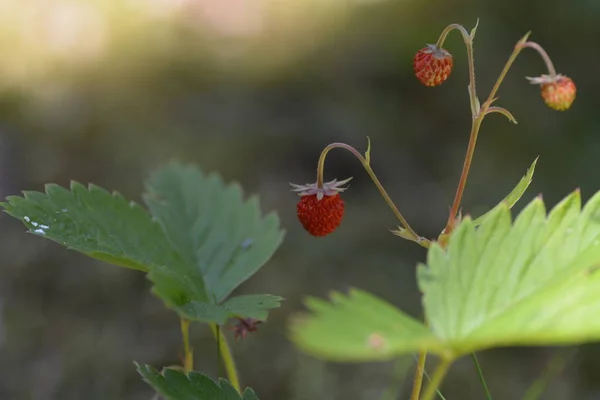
435,23,479,116
180,318,194,372
316,142,429,248
210,323,241,392
445,31,532,233
420,358,452,400
518,42,557,77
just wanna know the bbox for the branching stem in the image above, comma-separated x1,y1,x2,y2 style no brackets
445,31,531,232
410,25,533,400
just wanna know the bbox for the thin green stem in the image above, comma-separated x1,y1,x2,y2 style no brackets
210,323,241,392
446,31,532,231
180,318,194,372
409,351,427,400
316,142,428,247
471,353,493,400
420,358,452,400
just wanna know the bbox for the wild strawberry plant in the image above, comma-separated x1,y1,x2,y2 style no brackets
289,20,586,400
0,20,587,400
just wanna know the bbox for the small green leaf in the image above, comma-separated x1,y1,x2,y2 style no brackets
289,289,443,362
143,162,285,305
472,157,538,226
0,182,184,273
419,189,600,355
136,363,259,400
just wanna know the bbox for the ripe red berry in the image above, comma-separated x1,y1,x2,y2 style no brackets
290,177,352,237
296,193,345,237
527,74,576,111
413,44,453,87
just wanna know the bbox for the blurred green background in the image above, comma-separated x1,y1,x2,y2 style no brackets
0,0,598,399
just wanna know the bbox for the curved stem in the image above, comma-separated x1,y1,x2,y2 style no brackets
471,353,493,400
435,23,479,117
518,41,557,77
180,318,194,372
421,358,452,400
409,351,427,400
210,323,241,392
446,32,531,230
316,142,427,246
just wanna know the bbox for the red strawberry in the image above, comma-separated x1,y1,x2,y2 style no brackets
290,178,352,237
527,74,576,111
413,44,453,87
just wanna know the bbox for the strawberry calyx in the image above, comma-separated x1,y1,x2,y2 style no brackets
420,44,452,60
525,73,568,85
289,177,353,201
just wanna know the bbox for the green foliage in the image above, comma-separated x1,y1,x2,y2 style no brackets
291,190,600,361
136,364,259,400
1,182,175,272
1,163,285,324
143,163,285,306
420,189,600,354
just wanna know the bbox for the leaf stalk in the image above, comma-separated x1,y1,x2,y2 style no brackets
210,323,241,393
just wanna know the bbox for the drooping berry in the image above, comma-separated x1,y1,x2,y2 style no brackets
527,74,576,111
290,178,352,237
413,44,453,87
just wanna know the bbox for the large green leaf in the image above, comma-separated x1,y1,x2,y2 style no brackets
472,157,538,226
1,164,285,324
136,364,259,400
289,289,442,361
143,163,285,304
0,182,183,273
419,189,600,355
292,190,600,362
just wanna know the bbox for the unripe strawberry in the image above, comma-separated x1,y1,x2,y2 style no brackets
290,178,352,237
527,74,576,111
413,44,453,87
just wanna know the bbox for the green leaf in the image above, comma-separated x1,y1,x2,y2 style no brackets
0,182,184,273
1,163,285,325
289,289,443,362
136,364,259,400
472,157,538,226
419,189,600,356
142,163,285,321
